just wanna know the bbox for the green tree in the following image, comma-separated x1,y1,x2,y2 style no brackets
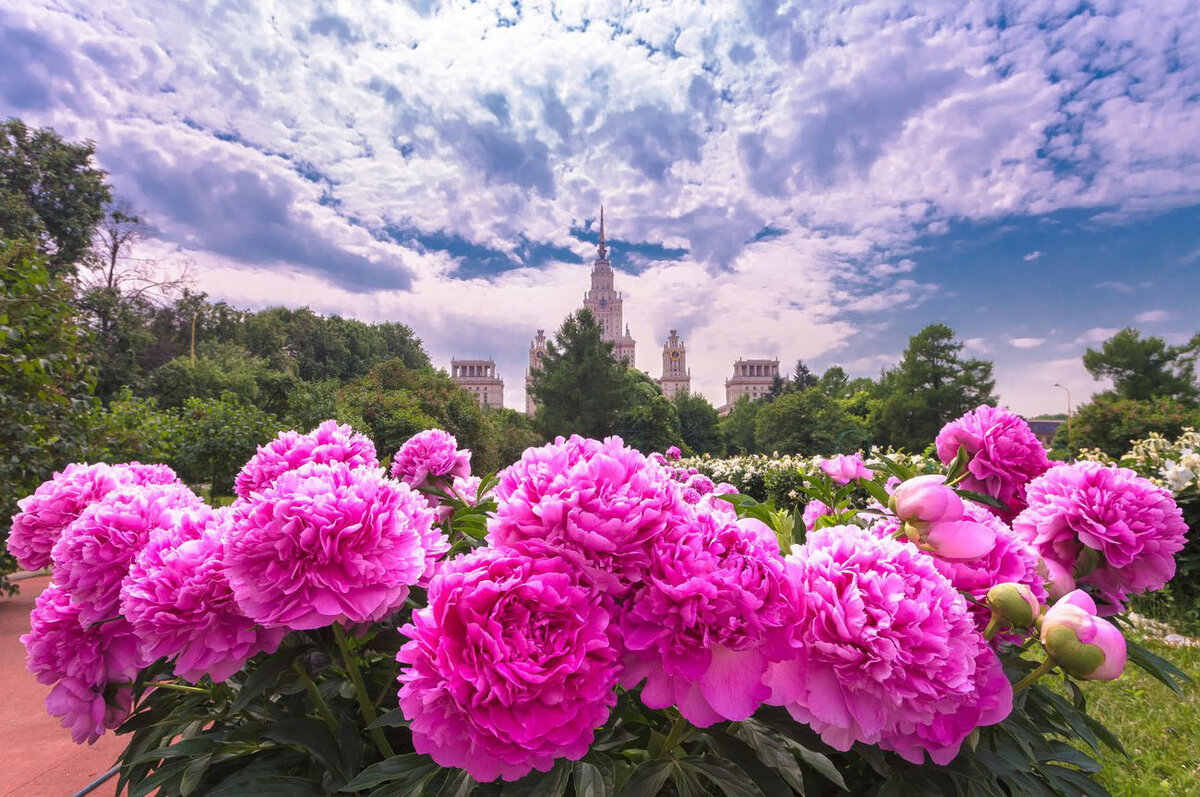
88,387,181,465
1054,395,1200,458
872,324,997,452
1083,328,1198,405
719,395,762,455
673,390,723,455
0,119,110,275
0,240,96,575
615,371,681,454
484,408,546,469
146,341,297,417
529,310,628,439
754,387,867,455
173,393,282,498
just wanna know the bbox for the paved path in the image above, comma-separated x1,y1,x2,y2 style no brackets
0,575,120,796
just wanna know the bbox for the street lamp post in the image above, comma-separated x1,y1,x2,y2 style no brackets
1053,383,1073,456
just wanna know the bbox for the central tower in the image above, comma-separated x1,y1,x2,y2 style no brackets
582,207,636,365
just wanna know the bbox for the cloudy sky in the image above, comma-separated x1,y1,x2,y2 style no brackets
4,0,1199,414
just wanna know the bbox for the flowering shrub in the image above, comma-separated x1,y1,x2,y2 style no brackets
7,410,1193,796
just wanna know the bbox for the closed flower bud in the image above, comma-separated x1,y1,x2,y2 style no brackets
889,475,964,524
1039,557,1076,602
1040,590,1126,681
985,583,1041,628
905,519,997,561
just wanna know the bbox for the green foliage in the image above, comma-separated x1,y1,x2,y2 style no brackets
719,396,762,455
1083,328,1199,405
172,392,282,498
673,391,723,455
88,387,182,465
530,310,629,439
484,408,547,468
872,324,996,452
615,371,681,453
0,240,96,579
340,360,499,472
1057,396,1200,458
147,341,298,417
754,388,868,456
0,119,111,275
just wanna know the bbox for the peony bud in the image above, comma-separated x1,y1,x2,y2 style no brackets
1040,590,1126,681
1039,557,1076,602
986,582,1041,628
889,475,964,524
819,454,873,485
905,519,997,561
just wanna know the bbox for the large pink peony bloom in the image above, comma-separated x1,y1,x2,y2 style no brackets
764,525,1012,765
235,420,379,500
1013,461,1187,612
22,585,141,744
873,503,1047,639
487,436,689,595
122,512,286,682
223,462,437,629
8,462,180,572
397,547,620,782
936,405,1051,518
50,483,205,623
620,515,798,726
390,429,471,489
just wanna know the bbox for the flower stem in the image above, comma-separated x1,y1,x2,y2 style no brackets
333,623,395,759
983,613,1003,641
662,714,691,755
294,660,339,733
146,681,210,694
1013,657,1057,693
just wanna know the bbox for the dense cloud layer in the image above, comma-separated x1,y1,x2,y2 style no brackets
2,1,1198,412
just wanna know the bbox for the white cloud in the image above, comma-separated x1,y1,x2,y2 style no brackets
1095,280,1135,293
1022,250,1043,261
1073,327,1121,345
1009,337,1046,349
1134,309,1172,323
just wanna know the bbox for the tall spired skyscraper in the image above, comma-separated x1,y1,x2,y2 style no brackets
582,207,636,365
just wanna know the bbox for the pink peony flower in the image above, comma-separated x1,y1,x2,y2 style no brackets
802,499,832,532
665,445,682,461
487,436,689,595
764,525,1012,765
8,462,180,572
890,474,964,524
1013,462,1187,612
620,515,798,726
50,483,205,623
819,454,874,485
22,585,141,744
936,405,1051,518
235,420,378,500
122,513,286,682
223,462,437,629
390,429,471,489
397,547,620,782
1041,590,1127,681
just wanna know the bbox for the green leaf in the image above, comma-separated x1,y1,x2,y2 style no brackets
263,717,346,779
501,762,571,797
230,644,313,713
684,759,766,797
204,775,327,796
435,768,478,797
733,721,809,795
861,478,893,509
368,706,410,729
954,489,1008,511
574,761,608,797
619,759,673,797
339,754,436,792
703,728,793,797
1127,637,1192,695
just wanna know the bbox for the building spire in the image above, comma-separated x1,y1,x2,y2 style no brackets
597,205,607,260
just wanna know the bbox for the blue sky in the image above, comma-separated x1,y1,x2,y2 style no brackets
3,0,1199,413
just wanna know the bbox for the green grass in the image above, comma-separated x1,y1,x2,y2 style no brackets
1078,638,1200,796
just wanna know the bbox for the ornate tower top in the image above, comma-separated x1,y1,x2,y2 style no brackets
597,205,607,261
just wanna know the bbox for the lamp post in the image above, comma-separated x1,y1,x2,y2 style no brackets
1053,383,1073,456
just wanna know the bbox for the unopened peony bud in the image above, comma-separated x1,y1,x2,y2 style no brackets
889,475,964,524
905,519,997,561
986,583,1041,628
1040,558,1076,602
819,454,874,485
1040,590,1126,681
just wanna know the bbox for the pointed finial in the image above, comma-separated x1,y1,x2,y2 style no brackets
598,205,607,260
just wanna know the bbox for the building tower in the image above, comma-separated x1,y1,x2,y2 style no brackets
723,358,780,411
525,329,548,416
582,207,636,365
450,358,504,410
657,329,691,398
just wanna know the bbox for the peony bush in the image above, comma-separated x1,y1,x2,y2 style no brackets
8,411,1193,796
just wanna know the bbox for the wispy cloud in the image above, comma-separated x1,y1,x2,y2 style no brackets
1009,338,1046,349
1022,250,1043,262
1134,310,1173,323
1095,281,1135,293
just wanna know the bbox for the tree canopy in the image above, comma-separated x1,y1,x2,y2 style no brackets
529,310,629,439
1083,327,1198,405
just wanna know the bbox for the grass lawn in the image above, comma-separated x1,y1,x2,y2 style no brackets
1081,638,1200,796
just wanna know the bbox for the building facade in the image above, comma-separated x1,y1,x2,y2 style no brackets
450,358,504,410
581,208,636,365
657,329,691,398
524,329,548,416
724,358,779,409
